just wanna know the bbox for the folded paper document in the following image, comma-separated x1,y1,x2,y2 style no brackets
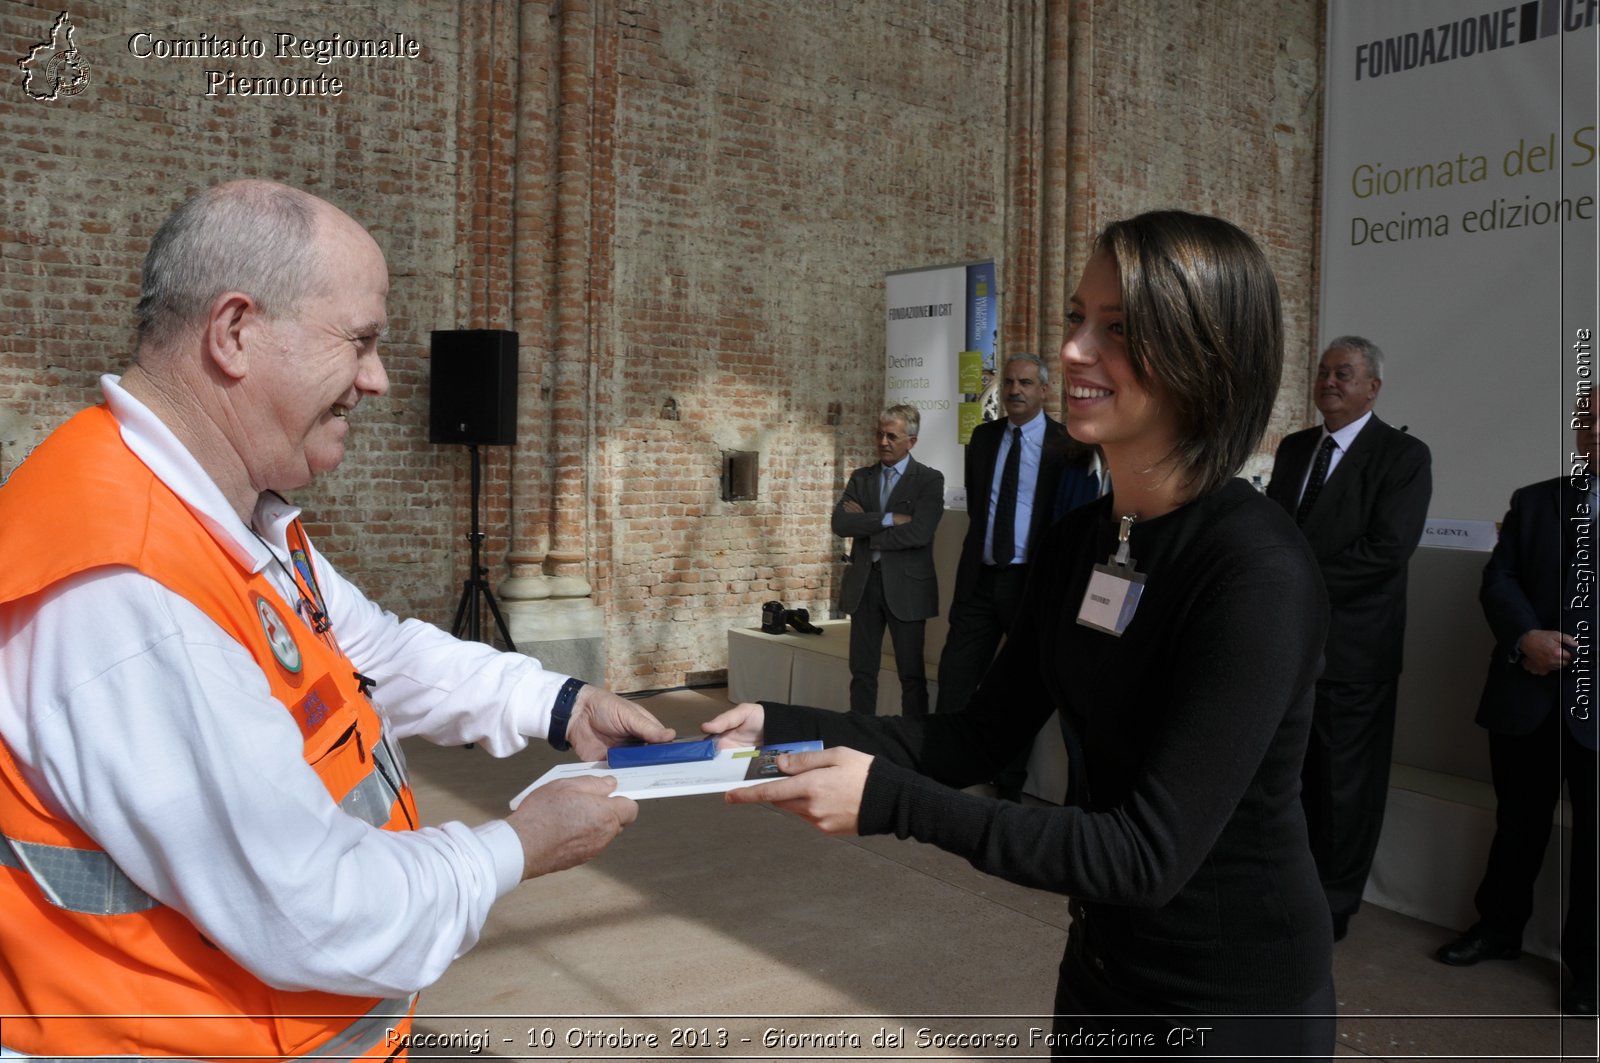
510,740,824,806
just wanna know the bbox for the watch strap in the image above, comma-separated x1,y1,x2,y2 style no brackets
547,677,586,751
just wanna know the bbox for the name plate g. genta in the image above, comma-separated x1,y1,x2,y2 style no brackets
1421,519,1498,551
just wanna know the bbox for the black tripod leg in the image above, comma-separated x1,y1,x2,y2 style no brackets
452,443,517,650
454,444,485,643
480,579,517,653
450,579,474,639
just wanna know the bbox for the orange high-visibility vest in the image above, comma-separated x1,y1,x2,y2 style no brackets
0,405,420,1060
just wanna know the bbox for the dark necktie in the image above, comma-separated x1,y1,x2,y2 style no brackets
1296,435,1336,525
991,426,1022,564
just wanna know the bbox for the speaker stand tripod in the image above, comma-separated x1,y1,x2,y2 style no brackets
450,443,516,651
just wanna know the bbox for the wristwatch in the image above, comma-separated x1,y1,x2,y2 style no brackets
547,677,586,752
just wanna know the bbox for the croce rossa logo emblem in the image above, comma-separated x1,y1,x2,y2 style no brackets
19,11,91,101
254,594,304,675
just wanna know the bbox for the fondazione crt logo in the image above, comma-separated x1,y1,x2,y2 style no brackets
18,11,91,101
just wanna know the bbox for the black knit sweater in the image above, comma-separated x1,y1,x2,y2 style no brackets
764,479,1333,1012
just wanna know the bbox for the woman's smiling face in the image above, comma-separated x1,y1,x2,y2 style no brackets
1059,251,1176,469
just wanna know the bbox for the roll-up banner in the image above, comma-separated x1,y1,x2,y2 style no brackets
1321,0,1597,520
884,260,997,509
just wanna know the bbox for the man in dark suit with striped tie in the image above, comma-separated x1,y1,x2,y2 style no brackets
1267,336,1432,942
937,356,1065,717
935,354,1101,797
834,404,945,715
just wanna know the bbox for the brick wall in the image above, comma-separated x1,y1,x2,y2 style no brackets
3,0,1325,693
1,0,472,626
592,1,1018,685
1068,1,1326,471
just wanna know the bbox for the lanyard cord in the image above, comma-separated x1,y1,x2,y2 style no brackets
249,522,336,646
284,520,333,635
250,525,402,819
249,524,378,701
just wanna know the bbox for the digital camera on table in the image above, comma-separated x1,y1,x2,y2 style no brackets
760,600,823,635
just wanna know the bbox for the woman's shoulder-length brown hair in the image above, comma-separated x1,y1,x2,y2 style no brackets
1096,210,1283,498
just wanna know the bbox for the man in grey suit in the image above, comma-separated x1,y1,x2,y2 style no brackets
1267,335,1432,942
834,404,945,715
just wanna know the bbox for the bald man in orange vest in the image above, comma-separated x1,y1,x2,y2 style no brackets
0,181,672,1059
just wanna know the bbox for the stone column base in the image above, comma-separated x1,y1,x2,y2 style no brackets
502,596,607,685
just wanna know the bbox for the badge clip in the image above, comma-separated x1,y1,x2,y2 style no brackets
1077,515,1146,637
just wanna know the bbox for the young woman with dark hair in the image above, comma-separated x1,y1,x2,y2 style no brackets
707,211,1334,1061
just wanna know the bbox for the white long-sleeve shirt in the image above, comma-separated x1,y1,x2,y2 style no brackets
0,376,565,997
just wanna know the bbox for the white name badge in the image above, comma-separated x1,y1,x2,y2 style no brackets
1077,562,1146,636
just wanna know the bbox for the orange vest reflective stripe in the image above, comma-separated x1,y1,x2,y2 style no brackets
0,406,420,1060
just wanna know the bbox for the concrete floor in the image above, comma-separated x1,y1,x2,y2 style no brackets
402,688,1598,1060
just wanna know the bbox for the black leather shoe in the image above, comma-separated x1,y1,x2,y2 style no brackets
1563,980,1598,1017
1435,927,1521,966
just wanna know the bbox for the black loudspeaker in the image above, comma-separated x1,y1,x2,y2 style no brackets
429,329,518,446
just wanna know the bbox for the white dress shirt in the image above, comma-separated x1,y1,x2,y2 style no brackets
0,376,568,998
878,454,910,526
984,410,1047,565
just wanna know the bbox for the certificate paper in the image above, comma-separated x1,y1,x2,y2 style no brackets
509,741,823,807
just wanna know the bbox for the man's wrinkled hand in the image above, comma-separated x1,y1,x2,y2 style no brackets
1518,629,1575,676
508,776,638,880
566,686,675,760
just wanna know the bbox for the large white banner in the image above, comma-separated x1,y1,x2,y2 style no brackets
884,261,996,507
1322,0,1597,520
